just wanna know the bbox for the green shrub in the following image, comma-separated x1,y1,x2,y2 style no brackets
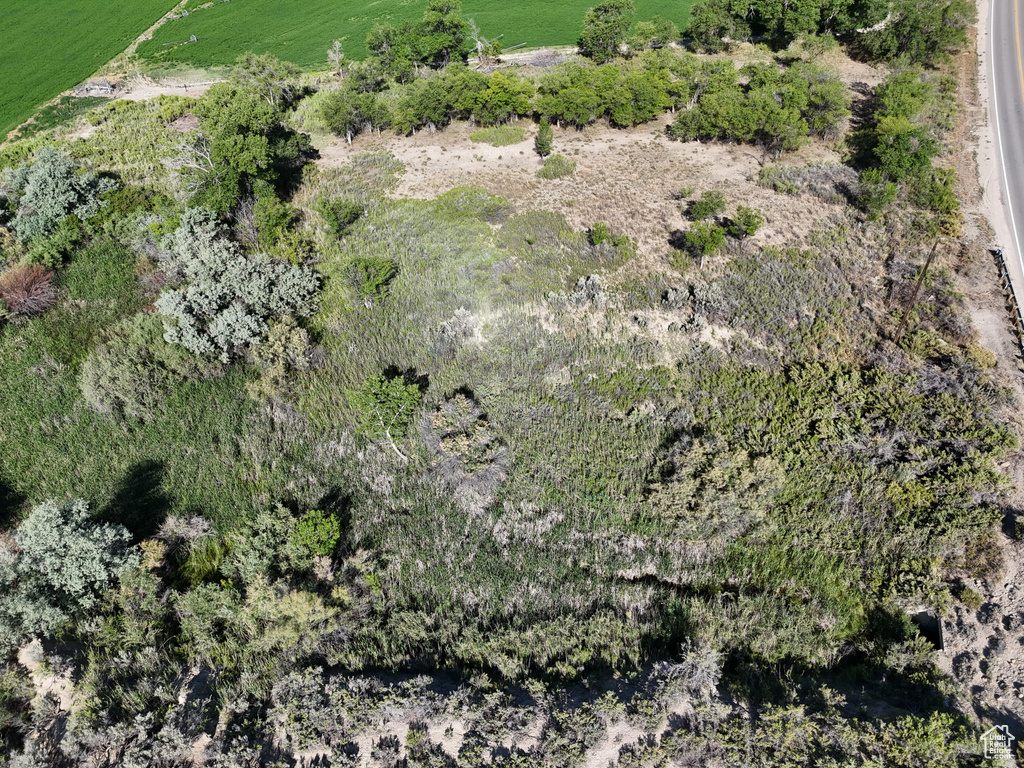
347,372,423,459
292,510,341,557
469,125,526,147
684,221,726,257
645,440,785,551
589,222,634,254
537,153,576,179
955,583,983,610
253,193,299,251
687,190,727,220
347,255,399,301
246,316,317,401
858,168,897,219
964,343,997,369
728,205,764,238
0,664,32,754
316,197,364,238
16,96,109,139
25,215,84,268
178,536,229,587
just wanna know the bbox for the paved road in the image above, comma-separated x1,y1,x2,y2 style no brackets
991,0,1024,274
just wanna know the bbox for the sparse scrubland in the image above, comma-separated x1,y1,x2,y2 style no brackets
0,0,1013,764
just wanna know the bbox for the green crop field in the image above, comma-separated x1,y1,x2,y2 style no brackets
137,0,697,70
0,1,179,138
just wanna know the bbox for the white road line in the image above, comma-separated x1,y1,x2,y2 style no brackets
991,0,1024,275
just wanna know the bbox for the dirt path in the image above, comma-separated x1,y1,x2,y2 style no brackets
117,77,218,101
123,0,190,60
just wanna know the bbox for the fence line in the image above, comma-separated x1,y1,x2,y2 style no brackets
994,249,1024,369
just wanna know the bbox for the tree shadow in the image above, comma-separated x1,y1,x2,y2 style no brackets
0,478,26,529
383,365,431,395
668,229,689,251
100,460,169,540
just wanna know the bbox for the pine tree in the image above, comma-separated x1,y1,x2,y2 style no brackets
535,117,554,157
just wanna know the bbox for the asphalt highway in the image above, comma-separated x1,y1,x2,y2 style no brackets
991,0,1024,272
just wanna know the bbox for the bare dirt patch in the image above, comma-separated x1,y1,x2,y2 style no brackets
117,75,216,102
314,114,847,270
16,639,77,713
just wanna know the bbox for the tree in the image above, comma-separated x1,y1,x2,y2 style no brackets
628,16,679,52
366,21,417,81
684,221,727,262
859,0,975,64
468,18,504,65
686,0,750,53
327,40,345,78
231,52,302,109
535,117,554,156
0,499,136,655
415,0,471,68
606,66,672,127
536,62,608,127
795,64,852,139
347,373,423,462
176,81,311,212
472,72,535,125
729,205,764,238
578,0,635,63
321,85,380,143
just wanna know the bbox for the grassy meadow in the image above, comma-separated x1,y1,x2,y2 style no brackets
0,0,177,137
136,0,697,68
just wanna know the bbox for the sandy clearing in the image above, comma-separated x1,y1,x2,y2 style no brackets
117,76,217,102
314,113,847,266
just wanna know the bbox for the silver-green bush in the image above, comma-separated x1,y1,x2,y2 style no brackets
5,147,116,242
154,208,320,361
0,498,136,655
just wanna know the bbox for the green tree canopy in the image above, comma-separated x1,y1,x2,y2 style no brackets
578,0,635,63
859,0,976,64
